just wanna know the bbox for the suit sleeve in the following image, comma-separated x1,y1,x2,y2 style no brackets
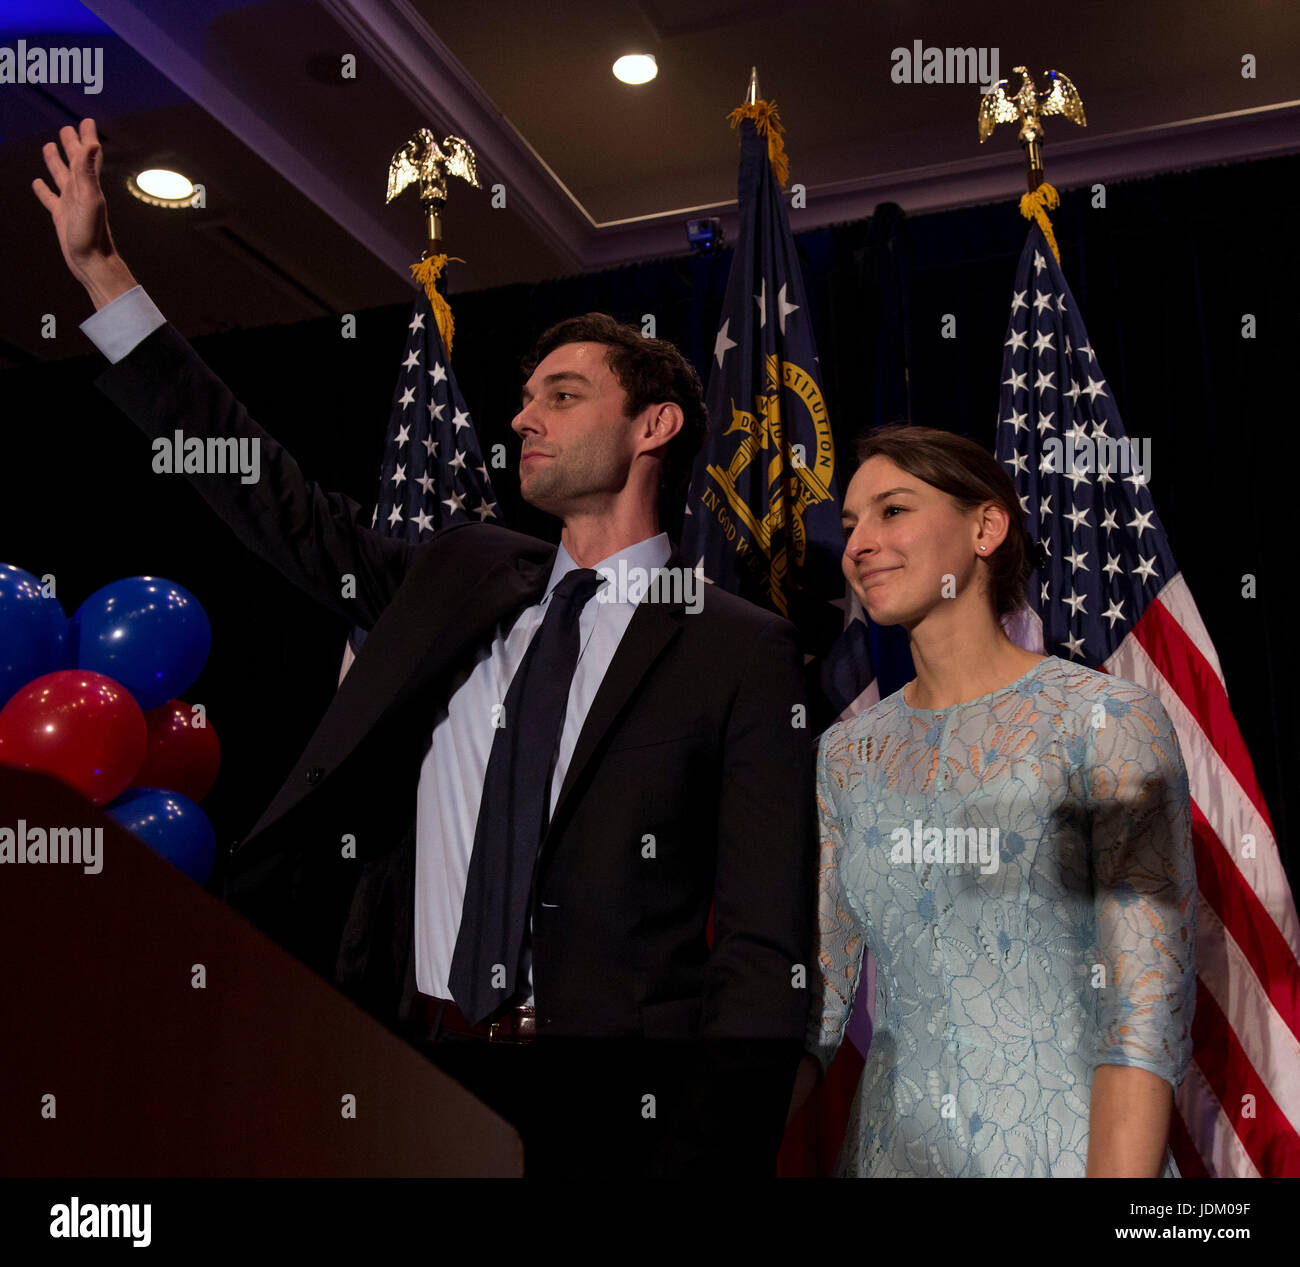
660,614,816,1173
94,321,417,629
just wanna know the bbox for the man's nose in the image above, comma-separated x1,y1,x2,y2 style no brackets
511,402,539,436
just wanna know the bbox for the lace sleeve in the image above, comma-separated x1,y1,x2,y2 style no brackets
1085,682,1197,1090
806,731,868,1076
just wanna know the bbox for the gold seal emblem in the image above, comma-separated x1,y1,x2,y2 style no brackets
695,353,836,615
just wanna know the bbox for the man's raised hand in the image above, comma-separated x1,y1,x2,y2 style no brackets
32,117,137,310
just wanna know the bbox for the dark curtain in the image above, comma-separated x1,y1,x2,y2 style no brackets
1,151,1292,894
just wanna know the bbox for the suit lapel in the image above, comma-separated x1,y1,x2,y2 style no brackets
394,551,552,717
544,566,687,842
244,538,689,851
246,547,554,842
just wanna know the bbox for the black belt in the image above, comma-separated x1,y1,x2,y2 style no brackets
414,994,536,1042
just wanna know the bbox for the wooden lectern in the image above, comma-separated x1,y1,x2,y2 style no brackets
0,767,522,1177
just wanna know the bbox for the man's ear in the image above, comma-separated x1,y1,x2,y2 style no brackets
641,401,684,456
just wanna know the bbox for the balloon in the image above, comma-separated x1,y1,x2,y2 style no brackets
131,699,221,802
0,563,70,708
0,669,146,805
105,787,216,883
74,576,211,711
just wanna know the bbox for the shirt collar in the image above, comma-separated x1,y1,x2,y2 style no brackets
544,532,672,604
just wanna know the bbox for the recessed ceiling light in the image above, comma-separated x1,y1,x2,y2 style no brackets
127,168,197,208
612,54,657,85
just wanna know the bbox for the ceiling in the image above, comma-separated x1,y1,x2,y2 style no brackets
3,0,1298,367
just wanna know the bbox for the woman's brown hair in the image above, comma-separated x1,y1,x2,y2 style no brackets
854,424,1037,618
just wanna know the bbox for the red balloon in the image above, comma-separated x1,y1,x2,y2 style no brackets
131,699,221,802
0,669,146,805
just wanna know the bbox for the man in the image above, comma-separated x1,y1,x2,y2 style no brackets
33,119,813,1176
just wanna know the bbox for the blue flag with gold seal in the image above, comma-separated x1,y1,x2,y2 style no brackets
681,101,844,626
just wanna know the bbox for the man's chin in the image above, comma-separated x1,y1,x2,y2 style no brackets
519,477,561,515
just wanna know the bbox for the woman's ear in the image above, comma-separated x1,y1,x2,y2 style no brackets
976,500,1011,553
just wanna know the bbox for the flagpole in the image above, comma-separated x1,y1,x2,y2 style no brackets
1024,137,1043,193
978,67,1086,264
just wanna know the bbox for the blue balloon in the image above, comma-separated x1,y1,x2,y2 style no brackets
0,563,70,709
105,787,216,883
74,576,211,711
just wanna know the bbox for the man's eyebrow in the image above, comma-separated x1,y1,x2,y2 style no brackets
521,371,594,402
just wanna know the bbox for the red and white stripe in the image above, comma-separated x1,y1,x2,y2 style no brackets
1105,572,1300,1178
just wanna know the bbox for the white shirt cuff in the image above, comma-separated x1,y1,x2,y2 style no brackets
80,285,166,364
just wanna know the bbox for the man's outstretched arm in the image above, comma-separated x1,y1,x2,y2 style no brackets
32,119,416,628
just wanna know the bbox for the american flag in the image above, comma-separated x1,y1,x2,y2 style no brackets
340,292,500,677
995,223,1300,1177
369,297,499,537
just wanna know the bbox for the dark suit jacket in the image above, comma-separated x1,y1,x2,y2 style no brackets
96,323,815,1174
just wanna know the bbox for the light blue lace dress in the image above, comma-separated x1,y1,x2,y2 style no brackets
807,655,1196,1177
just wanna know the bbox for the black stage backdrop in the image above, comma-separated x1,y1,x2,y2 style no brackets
1,152,1293,897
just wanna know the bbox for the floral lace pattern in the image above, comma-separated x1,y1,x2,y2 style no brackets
807,656,1196,1176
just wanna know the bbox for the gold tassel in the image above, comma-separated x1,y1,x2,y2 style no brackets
1019,183,1061,265
409,253,462,354
727,99,790,189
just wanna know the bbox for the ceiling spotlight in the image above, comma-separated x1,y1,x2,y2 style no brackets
127,168,198,208
612,54,657,85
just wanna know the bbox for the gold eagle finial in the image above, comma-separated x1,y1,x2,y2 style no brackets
386,127,480,205
978,66,1086,147
386,127,480,255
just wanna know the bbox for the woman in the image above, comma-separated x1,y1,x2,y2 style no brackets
795,425,1196,1177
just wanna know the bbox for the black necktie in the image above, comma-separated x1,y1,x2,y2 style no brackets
449,567,603,1024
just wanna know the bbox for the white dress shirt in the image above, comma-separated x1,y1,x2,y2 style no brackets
413,532,670,1000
